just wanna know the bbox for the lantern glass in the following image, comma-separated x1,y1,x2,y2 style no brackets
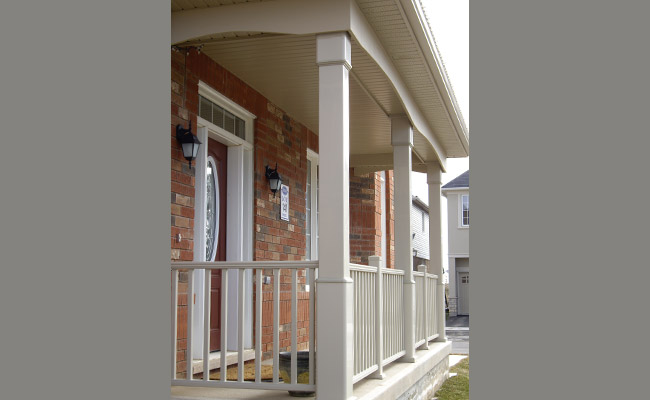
181,142,193,160
269,177,281,192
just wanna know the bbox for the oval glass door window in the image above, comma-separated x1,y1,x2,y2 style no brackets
205,156,220,261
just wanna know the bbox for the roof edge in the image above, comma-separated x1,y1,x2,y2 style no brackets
398,0,469,156
412,195,430,212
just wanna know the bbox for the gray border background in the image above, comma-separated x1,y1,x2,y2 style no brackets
1,1,650,400
0,1,169,400
472,1,650,399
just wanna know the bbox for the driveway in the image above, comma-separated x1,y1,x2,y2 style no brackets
446,315,469,355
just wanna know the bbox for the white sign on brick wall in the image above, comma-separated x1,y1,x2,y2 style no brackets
280,184,289,221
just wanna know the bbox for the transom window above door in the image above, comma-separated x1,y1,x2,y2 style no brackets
197,81,255,147
199,95,246,140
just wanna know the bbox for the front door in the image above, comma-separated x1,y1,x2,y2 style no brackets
206,138,228,352
458,272,469,315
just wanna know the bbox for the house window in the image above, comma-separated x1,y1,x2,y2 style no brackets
197,81,255,147
199,95,247,140
461,194,469,227
422,210,426,232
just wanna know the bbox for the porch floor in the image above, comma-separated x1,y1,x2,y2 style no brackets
172,341,452,400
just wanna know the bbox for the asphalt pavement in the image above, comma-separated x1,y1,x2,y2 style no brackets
445,316,469,355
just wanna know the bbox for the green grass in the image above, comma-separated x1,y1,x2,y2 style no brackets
434,358,469,400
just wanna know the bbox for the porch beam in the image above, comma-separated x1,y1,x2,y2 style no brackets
172,0,350,45
353,166,392,176
350,152,425,176
427,162,447,342
315,32,354,400
391,115,416,363
350,153,394,167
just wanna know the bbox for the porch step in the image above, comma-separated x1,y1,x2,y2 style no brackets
191,349,256,375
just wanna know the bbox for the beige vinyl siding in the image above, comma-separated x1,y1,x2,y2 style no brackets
446,191,469,255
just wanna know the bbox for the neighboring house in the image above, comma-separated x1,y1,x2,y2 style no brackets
441,170,469,316
170,1,468,399
412,196,430,269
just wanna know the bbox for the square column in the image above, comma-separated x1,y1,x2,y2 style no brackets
427,162,447,341
315,31,354,400
391,115,416,362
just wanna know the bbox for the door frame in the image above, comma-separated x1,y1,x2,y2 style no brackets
457,271,469,316
192,82,256,357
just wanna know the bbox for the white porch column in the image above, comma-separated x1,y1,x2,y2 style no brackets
391,115,416,362
427,162,447,341
315,32,354,400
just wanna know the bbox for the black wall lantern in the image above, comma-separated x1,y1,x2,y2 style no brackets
413,249,418,258
176,121,202,168
265,163,282,197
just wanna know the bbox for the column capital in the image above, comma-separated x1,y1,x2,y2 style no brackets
316,32,352,70
390,115,413,147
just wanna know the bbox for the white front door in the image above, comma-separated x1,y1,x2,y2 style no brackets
458,272,469,315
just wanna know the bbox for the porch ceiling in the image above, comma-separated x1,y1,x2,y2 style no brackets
171,0,469,167
198,34,430,160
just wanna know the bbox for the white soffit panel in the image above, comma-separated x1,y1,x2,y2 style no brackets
199,33,404,157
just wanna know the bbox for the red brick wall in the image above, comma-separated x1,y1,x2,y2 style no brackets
348,170,396,268
349,171,383,265
171,48,317,375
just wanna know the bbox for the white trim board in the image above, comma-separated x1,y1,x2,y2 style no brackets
305,149,319,291
458,193,469,228
191,83,257,356
441,187,469,192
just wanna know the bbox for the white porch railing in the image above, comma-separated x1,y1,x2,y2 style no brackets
414,266,440,347
425,270,439,341
351,258,438,384
350,258,406,383
171,261,317,392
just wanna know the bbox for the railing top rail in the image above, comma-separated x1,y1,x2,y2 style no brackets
349,264,408,276
425,273,439,279
413,271,425,277
382,268,405,276
171,260,319,271
350,264,377,273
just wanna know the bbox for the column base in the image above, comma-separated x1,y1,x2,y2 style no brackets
370,371,385,380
